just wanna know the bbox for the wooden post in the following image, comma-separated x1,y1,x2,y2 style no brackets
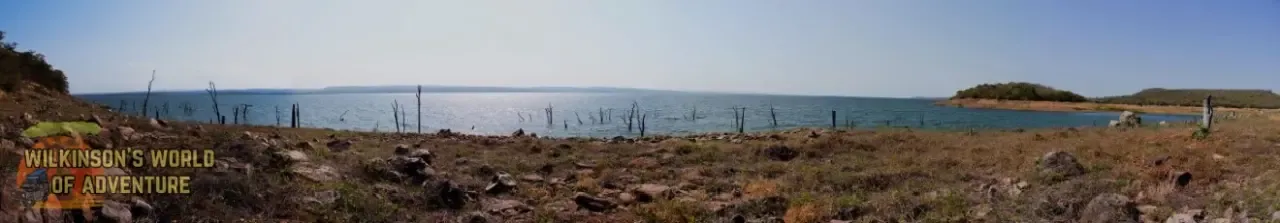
141,70,155,116
1203,96,1213,130
275,106,281,126
831,110,836,129
291,104,297,128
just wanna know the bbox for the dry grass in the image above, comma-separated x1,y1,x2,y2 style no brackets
4,89,1280,222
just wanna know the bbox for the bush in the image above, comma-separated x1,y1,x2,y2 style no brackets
0,30,70,93
951,82,1087,102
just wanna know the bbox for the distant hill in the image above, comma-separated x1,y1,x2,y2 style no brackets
1096,88,1280,108
951,82,1087,102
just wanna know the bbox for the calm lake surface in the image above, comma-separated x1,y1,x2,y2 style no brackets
76,92,1197,137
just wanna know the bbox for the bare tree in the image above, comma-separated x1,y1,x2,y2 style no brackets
545,104,554,126
141,70,155,117
392,100,401,133
205,82,221,124
417,85,423,134
575,112,583,125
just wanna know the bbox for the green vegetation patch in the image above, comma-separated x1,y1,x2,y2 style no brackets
951,82,1087,102
1096,88,1280,108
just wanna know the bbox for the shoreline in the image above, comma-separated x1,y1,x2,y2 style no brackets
936,98,1280,116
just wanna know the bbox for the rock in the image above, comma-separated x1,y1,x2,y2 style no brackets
1079,193,1140,223
1164,209,1203,223
538,164,555,174
520,174,544,182
808,131,821,138
1212,154,1226,160
274,150,310,163
99,200,133,223
573,193,617,212
969,204,992,220
0,139,15,152
437,180,473,209
394,144,411,155
241,131,258,140
117,127,137,141
512,128,525,137
21,112,36,123
1159,121,1168,126
1038,151,1086,180
303,190,341,205
459,211,495,223
618,192,637,204
289,163,341,182
326,139,353,152
214,158,254,176
485,172,517,194
1111,111,1142,128
295,141,318,150
529,133,538,138
628,157,660,169
763,145,799,161
88,114,108,126
148,118,168,130
130,197,154,217
631,184,672,202
575,161,598,169
1171,171,1192,187
408,148,433,162
384,156,434,182
484,198,532,216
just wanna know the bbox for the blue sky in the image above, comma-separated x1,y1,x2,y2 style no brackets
1,0,1277,97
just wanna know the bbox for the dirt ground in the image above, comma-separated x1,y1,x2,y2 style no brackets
4,90,1280,223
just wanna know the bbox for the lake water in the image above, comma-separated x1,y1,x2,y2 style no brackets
75,92,1197,137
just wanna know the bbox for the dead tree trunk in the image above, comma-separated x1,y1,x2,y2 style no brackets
769,104,778,127
545,104,554,126
575,112,583,125
417,85,423,134
639,112,648,137
233,106,240,125
206,82,221,124
141,70,155,117
393,101,401,133
275,106,281,126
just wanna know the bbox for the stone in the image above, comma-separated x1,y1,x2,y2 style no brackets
148,118,168,130
241,131,258,140
1038,151,1086,180
1111,111,1142,128
303,190,341,205
274,150,310,163
520,174,544,182
628,157,660,169
0,139,15,152
1079,193,1140,223
1163,209,1204,223
117,126,137,141
88,114,108,126
1171,171,1192,187
1272,211,1280,221
618,192,637,204
408,148,433,162
574,161,598,169
295,141,317,150
100,200,133,223
763,145,798,161
394,144,411,155
573,193,617,212
131,197,154,217
484,198,532,216
1159,121,1169,126
326,139,353,152
632,184,672,202
437,180,473,209
485,172,517,194
459,211,495,223
512,128,525,137
289,163,341,182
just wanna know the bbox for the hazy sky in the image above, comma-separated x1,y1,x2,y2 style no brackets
1,1,1277,97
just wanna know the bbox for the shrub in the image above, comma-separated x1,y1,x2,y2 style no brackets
0,30,70,93
951,82,1086,102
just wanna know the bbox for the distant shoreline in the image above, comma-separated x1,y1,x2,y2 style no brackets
937,98,1278,115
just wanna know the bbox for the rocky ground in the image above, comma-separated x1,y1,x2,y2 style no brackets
3,89,1280,223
